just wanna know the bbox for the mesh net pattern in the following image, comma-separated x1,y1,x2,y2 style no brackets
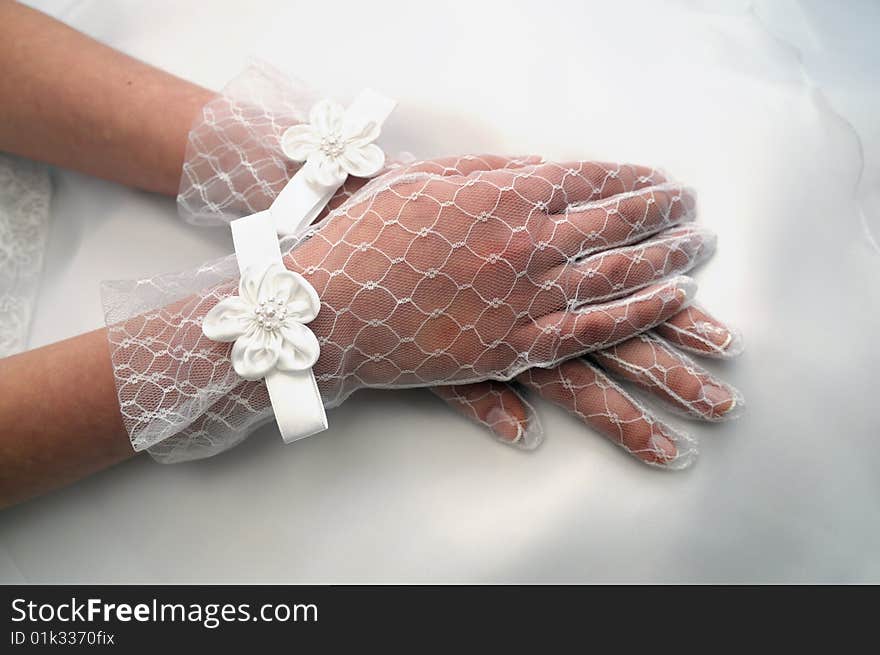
177,63,318,226
105,155,706,463
654,304,744,359
591,331,744,422
518,359,698,468
104,63,740,466
434,301,742,469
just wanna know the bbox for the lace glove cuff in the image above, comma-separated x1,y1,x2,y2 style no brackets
177,61,319,226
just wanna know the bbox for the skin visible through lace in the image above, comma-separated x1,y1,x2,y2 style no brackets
108,65,744,467
165,65,741,468
106,155,713,464
435,302,742,467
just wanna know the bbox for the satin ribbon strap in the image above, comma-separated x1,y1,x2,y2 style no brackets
214,89,396,444
230,213,327,442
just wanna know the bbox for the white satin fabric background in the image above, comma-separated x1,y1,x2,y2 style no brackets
1,0,878,582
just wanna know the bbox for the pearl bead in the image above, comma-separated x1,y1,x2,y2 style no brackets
319,133,345,157
253,298,289,332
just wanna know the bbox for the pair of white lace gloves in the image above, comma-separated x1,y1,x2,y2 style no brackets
103,64,742,467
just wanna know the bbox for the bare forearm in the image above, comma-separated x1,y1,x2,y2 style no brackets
0,4,221,507
0,329,134,508
0,1,213,195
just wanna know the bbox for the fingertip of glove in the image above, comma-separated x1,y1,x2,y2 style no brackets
650,427,698,471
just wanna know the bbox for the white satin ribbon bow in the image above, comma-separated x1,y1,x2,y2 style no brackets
203,90,396,443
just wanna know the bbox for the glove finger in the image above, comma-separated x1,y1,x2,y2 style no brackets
654,303,743,358
542,183,697,262
555,225,715,307
518,358,696,468
525,276,695,368
591,332,744,421
430,381,542,449
511,160,669,210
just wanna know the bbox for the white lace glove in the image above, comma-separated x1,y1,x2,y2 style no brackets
104,153,708,464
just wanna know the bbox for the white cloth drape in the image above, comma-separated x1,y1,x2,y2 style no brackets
2,0,878,583
0,154,50,358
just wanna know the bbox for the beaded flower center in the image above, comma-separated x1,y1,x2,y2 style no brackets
319,134,346,158
254,297,288,331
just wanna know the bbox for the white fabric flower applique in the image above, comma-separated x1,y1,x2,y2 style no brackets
202,263,321,381
280,98,386,187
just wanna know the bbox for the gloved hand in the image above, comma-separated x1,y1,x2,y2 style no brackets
342,159,743,469
104,155,710,463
